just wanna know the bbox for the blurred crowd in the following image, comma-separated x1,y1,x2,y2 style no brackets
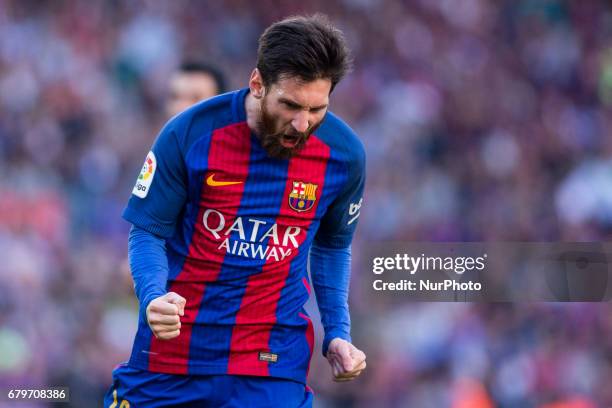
0,0,611,406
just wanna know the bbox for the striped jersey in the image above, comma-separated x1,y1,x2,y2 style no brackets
123,88,365,384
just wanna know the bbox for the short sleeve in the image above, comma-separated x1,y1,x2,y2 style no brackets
122,121,188,238
314,143,366,248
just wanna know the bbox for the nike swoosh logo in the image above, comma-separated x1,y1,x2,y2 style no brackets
206,173,243,187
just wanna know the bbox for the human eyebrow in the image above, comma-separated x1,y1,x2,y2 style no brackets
278,98,303,109
309,104,327,111
278,97,327,111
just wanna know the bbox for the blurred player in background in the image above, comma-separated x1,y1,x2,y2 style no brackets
166,61,227,117
105,14,366,407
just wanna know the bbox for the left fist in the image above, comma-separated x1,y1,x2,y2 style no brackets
326,338,366,382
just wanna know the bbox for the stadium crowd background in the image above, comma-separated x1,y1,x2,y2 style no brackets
1,0,611,406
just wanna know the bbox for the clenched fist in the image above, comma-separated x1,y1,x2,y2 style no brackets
326,338,366,382
146,292,186,340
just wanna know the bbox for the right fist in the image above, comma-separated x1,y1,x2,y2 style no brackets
146,292,186,340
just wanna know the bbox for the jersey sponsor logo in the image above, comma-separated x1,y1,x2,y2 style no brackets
206,173,243,187
258,351,278,363
132,151,156,198
348,197,363,225
289,181,317,212
203,209,300,262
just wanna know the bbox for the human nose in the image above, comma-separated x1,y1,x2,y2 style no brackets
291,111,310,133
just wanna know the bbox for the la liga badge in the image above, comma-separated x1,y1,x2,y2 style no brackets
132,151,156,198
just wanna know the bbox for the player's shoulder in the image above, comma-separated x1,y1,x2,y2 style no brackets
317,111,365,167
163,89,246,151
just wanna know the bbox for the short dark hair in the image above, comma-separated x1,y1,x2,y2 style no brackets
179,61,228,93
256,14,352,92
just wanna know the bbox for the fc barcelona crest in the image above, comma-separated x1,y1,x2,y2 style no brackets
289,181,317,212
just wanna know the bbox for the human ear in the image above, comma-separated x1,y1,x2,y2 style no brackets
249,68,265,99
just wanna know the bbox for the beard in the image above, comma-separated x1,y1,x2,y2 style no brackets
255,98,322,160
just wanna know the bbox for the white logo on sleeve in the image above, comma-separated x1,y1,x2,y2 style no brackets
132,151,156,198
347,198,363,225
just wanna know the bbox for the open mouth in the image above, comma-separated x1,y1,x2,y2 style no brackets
280,134,301,148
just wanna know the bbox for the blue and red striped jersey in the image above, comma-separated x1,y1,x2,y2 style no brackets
122,88,365,384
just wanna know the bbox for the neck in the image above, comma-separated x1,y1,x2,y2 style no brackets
244,91,261,134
